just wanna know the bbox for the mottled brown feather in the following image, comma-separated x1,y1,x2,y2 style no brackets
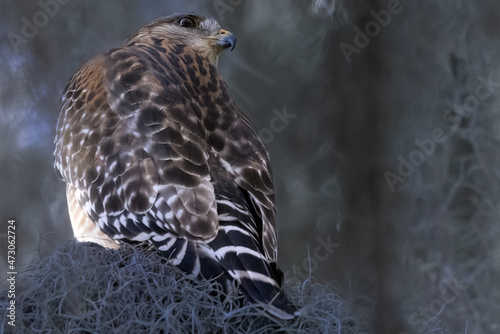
54,13,295,319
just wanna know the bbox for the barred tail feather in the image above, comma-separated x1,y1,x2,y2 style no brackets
149,198,299,319
151,236,234,293
211,201,299,319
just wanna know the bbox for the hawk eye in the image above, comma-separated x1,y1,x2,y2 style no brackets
179,17,196,28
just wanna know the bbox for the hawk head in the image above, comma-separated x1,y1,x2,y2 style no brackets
125,13,237,66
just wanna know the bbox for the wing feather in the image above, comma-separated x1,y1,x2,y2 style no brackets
54,18,294,318
55,46,219,241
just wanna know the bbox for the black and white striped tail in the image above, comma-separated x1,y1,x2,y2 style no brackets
151,198,299,319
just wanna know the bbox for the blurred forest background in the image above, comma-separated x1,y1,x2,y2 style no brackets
1,0,500,332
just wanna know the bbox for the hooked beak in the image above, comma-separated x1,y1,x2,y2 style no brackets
217,29,237,52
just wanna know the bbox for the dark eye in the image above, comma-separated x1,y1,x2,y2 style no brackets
179,17,196,28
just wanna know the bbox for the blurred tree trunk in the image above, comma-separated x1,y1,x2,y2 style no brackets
329,0,407,332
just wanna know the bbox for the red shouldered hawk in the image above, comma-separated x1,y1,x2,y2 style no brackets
54,13,298,319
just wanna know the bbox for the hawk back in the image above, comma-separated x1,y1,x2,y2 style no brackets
54,14,298,319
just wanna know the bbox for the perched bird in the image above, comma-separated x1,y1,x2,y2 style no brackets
54,13,298,319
